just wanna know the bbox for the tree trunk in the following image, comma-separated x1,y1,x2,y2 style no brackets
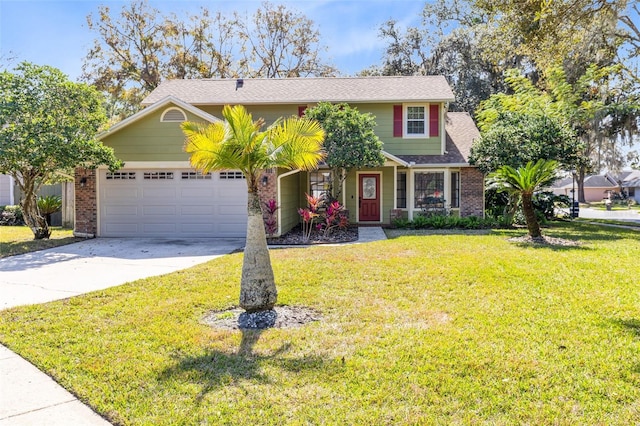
521,192,541,238
577,168,586,204
17,174,51,240
239,190,277,312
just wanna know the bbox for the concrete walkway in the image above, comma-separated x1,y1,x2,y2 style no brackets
0,229,386,425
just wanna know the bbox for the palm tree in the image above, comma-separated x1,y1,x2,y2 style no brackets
487,159,559,239
182,105,325,313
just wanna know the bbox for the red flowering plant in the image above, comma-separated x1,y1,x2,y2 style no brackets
298,193,320,242
318,200,349,237
263,199,279,236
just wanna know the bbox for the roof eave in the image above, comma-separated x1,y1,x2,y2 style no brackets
98,96,221,139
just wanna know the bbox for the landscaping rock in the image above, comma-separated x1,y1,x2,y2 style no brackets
202,306,322,330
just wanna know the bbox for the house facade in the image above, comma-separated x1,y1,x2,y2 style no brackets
0,174,14,206
74,76,484,238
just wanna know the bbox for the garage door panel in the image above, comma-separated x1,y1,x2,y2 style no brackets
181,188,215,198
100,169,248,237
180,206,216,216
143,188,176,199
104,187,139,199
142,205,176,215
142,223,177,234
104,223,139,235
104,205,139,216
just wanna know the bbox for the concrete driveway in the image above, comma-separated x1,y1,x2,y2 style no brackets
1,237,244,310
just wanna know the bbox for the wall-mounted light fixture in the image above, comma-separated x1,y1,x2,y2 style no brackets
80,177,87,187
261,175,269,186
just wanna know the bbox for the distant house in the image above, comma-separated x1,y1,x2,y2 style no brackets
610,170,640,203
551,174,617,202
0,174,72,226
74,76,485,238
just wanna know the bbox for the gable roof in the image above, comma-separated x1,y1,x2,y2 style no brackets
553,174,617,190
98,96,221,139
142,76,455,106
395,112,479,167
620,170,640,187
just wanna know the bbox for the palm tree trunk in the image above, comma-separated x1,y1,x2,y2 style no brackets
521,192,542,238
239,190,277,312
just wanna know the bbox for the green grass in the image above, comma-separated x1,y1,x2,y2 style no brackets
0,226,81,258
1,222,640,424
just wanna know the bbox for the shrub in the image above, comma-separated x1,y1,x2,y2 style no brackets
391,217,411,229
0,205,24,226
403,214,496,230
263,199,279,236
298,194,349,240
37,195,62,226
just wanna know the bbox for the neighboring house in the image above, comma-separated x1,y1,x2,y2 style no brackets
611,170,640,203
1,176,71,226
74,76,484,238
0,174,15,206
552,174,617,202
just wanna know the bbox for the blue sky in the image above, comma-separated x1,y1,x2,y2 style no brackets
0,0,425,80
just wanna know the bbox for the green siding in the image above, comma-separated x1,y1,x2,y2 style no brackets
351,103,442,156
202,103,443,156
102,101,445,162
278,170,302,234
101,109,207,162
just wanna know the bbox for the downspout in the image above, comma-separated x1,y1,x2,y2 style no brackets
276,169,302,237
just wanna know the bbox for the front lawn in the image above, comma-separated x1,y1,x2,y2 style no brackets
0,226,81,258
1,223,639,424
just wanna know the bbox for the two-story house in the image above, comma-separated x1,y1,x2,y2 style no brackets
74,76,484,238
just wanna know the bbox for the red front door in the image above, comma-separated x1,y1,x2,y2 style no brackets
359,174,380,222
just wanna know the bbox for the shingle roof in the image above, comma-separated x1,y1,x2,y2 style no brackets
396,112,479,166
142,76,455,106
584,175,616,188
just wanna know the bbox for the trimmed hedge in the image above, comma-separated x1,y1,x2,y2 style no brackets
392,214,497,230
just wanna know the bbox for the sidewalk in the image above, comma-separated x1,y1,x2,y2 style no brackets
0,230,386,425
576,207,640,223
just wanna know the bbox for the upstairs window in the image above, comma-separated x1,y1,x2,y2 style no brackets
406,105,426,136
394,104,440,138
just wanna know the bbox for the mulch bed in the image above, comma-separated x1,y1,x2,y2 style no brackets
267,225,358,245
201,306,322,330
508,235,582,247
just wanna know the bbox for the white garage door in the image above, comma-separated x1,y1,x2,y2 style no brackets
99,169,248,237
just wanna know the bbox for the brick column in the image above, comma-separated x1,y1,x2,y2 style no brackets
460,167,485,218
74,168,97,237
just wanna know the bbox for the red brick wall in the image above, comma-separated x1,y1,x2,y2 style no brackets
74,168,97,237
460,167,485,218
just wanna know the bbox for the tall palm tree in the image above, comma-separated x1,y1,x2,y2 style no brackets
182,105,325,312
487,159,559,239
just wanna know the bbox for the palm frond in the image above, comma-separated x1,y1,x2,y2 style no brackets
267,116,325,170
